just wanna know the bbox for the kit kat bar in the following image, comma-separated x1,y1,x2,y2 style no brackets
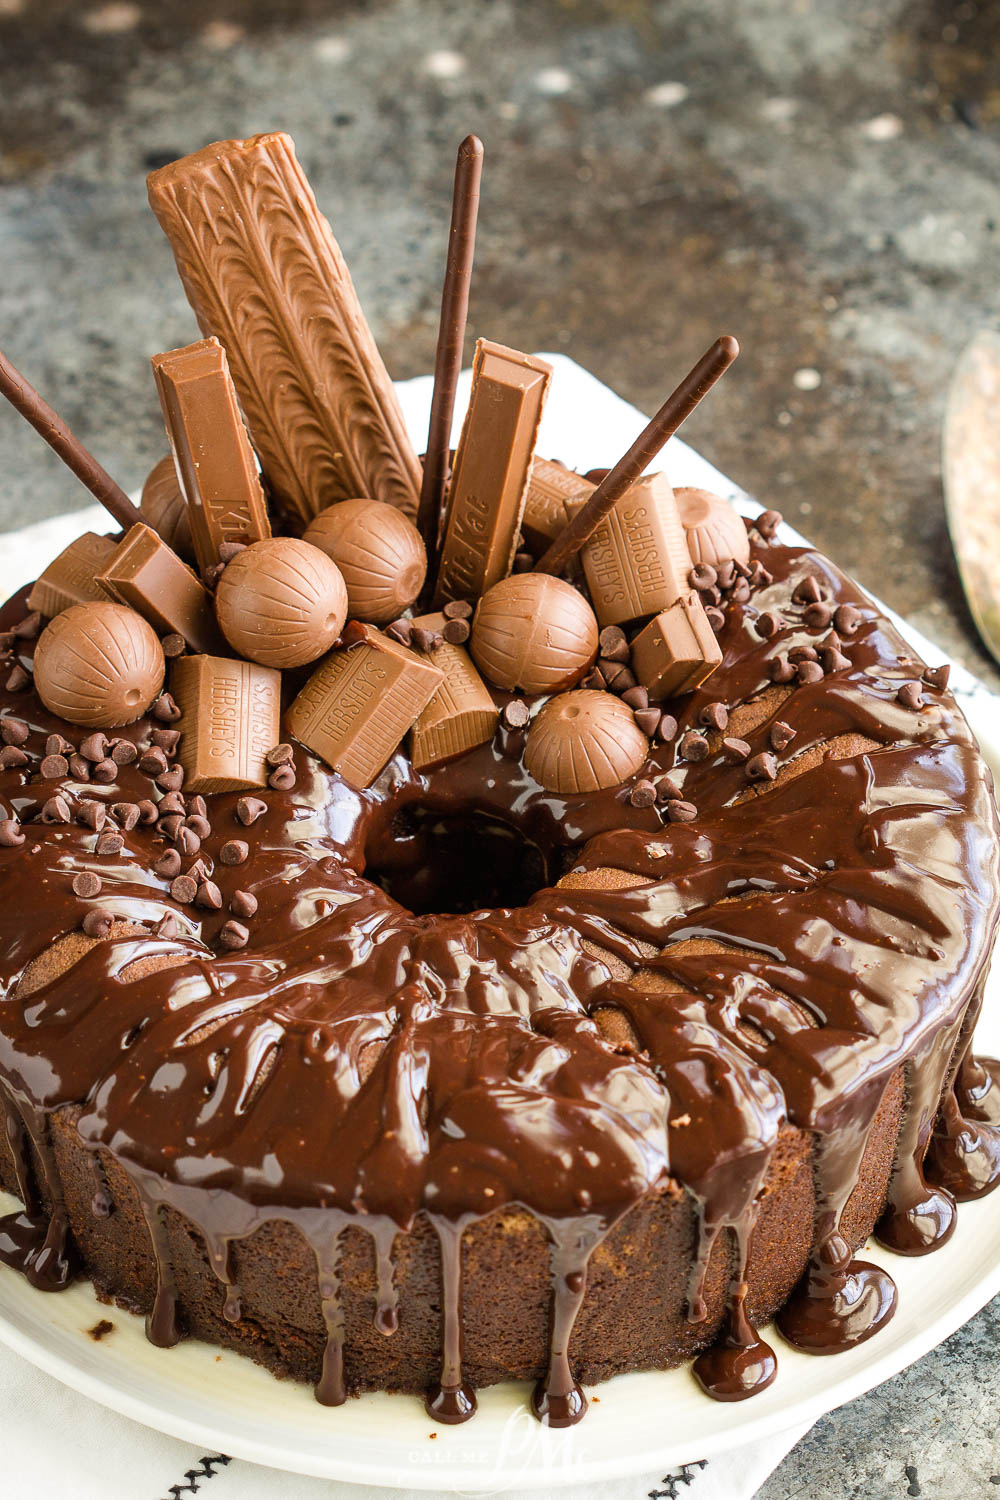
152,337,270,578
148,133,422,524
172,654,282,793
520,459,595,553
408,613,498,769
287,625,443,788
630,592,722,700
432,341,551,606
27,533,120,618
580,473,692,628
97,523,225,656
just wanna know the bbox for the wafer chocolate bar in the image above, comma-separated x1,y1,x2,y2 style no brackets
408,613,498,769
580,473,691,627
287,625,443,788
172,654,281,793
432,341,551,606
151,338,270,577
521,458,595,553
148,133,422,524
27,533,119,618
629,592,722,700
97,523,224,656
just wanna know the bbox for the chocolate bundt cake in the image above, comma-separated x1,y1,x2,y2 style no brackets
0,130,998,1431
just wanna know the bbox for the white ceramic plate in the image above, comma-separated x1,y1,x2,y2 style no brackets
0,360,997,1491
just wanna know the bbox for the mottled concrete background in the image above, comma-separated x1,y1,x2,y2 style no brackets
1,1,999,1494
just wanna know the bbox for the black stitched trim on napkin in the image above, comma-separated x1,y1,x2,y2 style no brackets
649,1459,708,1498
159,1453,231,1499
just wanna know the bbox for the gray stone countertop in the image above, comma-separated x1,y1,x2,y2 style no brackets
1,1,999,1495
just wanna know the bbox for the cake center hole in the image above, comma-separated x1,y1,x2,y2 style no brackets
365,807,551,917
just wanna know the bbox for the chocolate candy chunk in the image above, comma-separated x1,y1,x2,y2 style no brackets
151,338,271,578
432,341,552,606
236,797,267,826
0,747,27,770
407,612,499,770
520,458,594,553
172,654,281,794
230,889,258,918
0,819,25,846
82,908,114,938
148,134,421,523
629,592,723,701
580,473,692,628
27,533,120,619
97,522,224,656
219,920,250,950
287,625,444,789
220,839,249,866
1,718,28,747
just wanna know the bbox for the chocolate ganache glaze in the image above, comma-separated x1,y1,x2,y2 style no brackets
0,530,998,1425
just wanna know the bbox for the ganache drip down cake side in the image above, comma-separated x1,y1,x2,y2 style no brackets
0,130,998,1431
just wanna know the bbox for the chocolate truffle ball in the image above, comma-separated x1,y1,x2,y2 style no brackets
215,538,349,669
304,499,427,625
675,488,751,569
524,691,649,793
471,574,598,694
140,456,194,563
33,603,165,728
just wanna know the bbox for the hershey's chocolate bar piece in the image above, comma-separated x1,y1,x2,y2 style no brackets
630,592,722,700
521,458,595,553
27,533,119,618
287,625,443,788
408,613,498,769
432,341,551,606
151,338,270,576
172,654,281,793
580,473,691,627
148,133,422,525
97,523,224,656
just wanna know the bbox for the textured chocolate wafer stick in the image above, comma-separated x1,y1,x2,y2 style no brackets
151,338,270,577
148,133,422,524
0,350,141,532
534,336,739,576
417,135,485,559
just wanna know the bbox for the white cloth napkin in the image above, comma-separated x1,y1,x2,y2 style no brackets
0,357,994,1500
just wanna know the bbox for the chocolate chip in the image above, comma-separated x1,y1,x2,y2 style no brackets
195,880,223,910
705,607,726,634
79,732,109,763
769,721,796,752
754,612,781,639
154,849,182,878
0,717,28,747
803,602,834,631
157,766,185,793
833,604,862,637
750,563,773,588
265,743,293,767
68,754,92,782
185,814,212,840
178,827,201,857
443,600,473,621
442,618,471,645
501,700,530,731
188,795,208,819
111,801,140,831
187,857,210,884
512,550,534,573
96,830,124,855
746,751,778,782
788,645,818,663
897,681,924,710
666,800,698,823
0,819,24,846
796,660,824,685
729,577,751,605
219,920,250,950
820,647,852,673
136,799,159,826
715,560,736,592
792,575,823,605
12,611,42,640
608,666,637,695
91,759,118,784
598,626,630,663
139,748,168,777
82,908,114,938
679,731,709,762
220,839,249,866
722,737,751,762
268,764,296,791
923,664,951,691
236,797,268,827
655,775,683,802
580,670,605,691
152,693,182,723
633,707,662,737
698,701,729,732
77,800,106,831
161,633,186,659
621,686,649,712
768,657,796,685
385,619,412,647
150,729,180,756
0,745,28,770
158,791,185,816
688,562,717,592
410,627,438,653
230,889,258,918
170,875,198,905
72,871,102,898
755,509,782,539
628,779,657,808
657,713,679,742
111,739,138,766
155,913,178,940
5,665,30,693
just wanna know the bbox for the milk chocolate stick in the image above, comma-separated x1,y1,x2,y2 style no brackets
432,341,551,607
534,336,739,576
173,654,281,793
97,523,225,656
417,135,484,560
28,533,120,618
148,133,422,524
408,613,498,768
151,338,270,577
0,350,141,532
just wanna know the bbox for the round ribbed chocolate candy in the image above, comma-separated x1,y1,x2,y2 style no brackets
215,538,349,668
471,574,598,694
675,488,750,568
140,456,194,563
524,691,648,793
303,499,427,625
33,603,165,728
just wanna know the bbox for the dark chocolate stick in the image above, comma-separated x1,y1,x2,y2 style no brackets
417,134,485,562
534,335,740,576
0,350,142,532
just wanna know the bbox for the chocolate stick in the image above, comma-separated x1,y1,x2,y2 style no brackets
417,134,485,563
534,335,739,577
0,349,142,532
